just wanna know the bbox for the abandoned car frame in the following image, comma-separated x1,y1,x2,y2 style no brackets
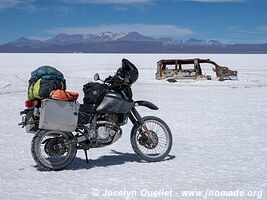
156,58,238,81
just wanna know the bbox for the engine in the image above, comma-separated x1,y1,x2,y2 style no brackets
97,125,117,143
97,118,122,144
87,113,126,146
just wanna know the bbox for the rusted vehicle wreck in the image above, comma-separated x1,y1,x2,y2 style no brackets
156,58,238,81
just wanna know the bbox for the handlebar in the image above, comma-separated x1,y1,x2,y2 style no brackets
104,74,126,85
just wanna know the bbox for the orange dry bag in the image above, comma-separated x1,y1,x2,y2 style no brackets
50,90,79,101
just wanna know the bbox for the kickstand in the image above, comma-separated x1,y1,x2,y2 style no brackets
84,150,89,163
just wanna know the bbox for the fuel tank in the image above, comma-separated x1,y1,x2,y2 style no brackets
96,92,134,114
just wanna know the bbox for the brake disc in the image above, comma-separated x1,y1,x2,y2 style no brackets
138,131,159,149
44,138,66,156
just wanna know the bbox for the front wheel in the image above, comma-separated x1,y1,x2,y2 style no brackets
131,116,172,162
31,130,77,171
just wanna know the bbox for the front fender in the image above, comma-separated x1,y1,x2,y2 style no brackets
134,101,159,110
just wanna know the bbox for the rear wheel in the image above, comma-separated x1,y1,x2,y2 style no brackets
31,130,77,171
131,116,172,162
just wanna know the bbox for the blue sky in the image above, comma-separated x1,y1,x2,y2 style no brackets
0,0,266,44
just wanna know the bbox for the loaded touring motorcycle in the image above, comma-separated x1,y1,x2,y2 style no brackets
19,59,172,171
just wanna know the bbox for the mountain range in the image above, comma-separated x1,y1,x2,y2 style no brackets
0,31,267,53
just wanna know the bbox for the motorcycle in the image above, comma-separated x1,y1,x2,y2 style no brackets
19,59,173,171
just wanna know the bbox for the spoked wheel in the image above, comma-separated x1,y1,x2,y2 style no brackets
31,130,77,171
131,116,172,162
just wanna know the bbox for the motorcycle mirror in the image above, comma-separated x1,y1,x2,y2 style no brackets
94,73,100,81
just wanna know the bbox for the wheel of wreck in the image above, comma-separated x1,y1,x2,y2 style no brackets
131,116,172,162
31,130,77,171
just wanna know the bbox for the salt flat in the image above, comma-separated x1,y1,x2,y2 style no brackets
0,53,266,200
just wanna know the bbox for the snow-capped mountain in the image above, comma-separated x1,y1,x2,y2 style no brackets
45,33,103,45
1,32,266,53
5,32,154,47
7,37,43,48
118,31,154,41
97,32,128,41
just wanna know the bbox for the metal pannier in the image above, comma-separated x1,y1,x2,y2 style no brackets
39,99,80,132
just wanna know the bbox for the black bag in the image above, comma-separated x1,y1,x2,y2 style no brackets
83,82,106,105
38,79,64,99
78,104,95,124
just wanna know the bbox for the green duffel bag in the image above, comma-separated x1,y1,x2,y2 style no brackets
28,78,65,100
29,66,65,85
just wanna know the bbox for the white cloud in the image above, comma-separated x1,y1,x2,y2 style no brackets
0,0,245,10
0,0,21,9
226,26,267,44
44,23,195,37
0,0,34,10
256,26,267,33
184,0,246,2
230,26,267,35
62,0,246,4
113,5,129,11
62,0,152,4
29,36,51,41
